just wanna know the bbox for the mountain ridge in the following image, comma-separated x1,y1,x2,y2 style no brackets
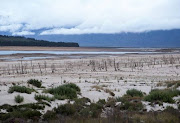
27,29,180,48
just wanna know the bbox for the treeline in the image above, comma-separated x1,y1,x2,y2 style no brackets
0,35,79,47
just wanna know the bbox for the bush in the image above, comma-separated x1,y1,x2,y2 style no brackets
78,102,104,118
105,98,116,107
74,97,91,106
43,110,56,121
54,104,76,116
97,99,106,105
119,101,144,111
0,109,41,121
8,86,34,94
116,95,142,103
11,109,41,119
27,79,42,88
35,94,54,102
15,95,24,103
166,80,180,88
18,103,45,110
45,83,80,99
63,83,81,92
144,89,180,103
89,103,103,118
116,96,122,102
126,89,143,97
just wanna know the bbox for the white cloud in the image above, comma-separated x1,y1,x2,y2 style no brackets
0,24,22,32
0,0,180,35
12,31,35,36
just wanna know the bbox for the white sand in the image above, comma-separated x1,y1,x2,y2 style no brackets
0,53,180,113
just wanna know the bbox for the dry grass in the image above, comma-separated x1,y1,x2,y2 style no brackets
91,85,115,96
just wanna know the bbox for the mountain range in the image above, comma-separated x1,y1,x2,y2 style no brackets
1,29,180,47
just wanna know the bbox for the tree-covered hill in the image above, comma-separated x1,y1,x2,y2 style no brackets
0,35,79,47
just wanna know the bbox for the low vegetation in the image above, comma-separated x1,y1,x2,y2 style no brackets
92,85,115,96
8,85,35,94
119,101,144,111
114,89,144,111
34,94,54,102
27,79,42,88
126,89,143,97
144,89,180,103
14,95,24,103
0,103,44,121
0,35,79,47
53,98,104,118
166,80,180,88
44,83,80,99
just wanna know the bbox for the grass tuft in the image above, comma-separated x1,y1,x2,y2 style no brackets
27,79,42,88
126,89,143,97
15,95,24,103
35,94,54,102
8,86,34,94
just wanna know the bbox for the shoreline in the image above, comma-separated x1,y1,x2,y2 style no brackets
0,46,180,52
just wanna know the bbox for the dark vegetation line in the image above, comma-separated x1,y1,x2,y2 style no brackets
0,35,79,47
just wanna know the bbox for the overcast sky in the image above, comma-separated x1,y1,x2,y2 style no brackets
0,0,180,35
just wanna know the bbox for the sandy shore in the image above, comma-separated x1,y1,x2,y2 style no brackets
0,46,180,52
0,48,180,114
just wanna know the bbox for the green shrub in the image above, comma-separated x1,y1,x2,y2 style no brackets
0,104,14,112
54,104,76,116
105,98,116,107
116,95,142,103
116,96,122,102
54,94,67,100
97,99,106,105
126,89,143,97
78,102,104,118
11,109,41,119
0,103,45,113
119,101,144,111
18,103,45,110
63,83,81,92
144,89,180,103
74,97,91,106
90,103,103,117
0,113,11,121
15,95,24,103
8,86,34,94
0,109,41,121
35,94,54,102
43,110,56,121
45,83,80,99
166,80,180,88
27,79,42,88
73,98,91,112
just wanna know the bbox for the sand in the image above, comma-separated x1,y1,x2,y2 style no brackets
0,48,180,113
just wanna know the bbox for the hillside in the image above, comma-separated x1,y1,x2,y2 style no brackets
30,29,180,47
0,35,79,47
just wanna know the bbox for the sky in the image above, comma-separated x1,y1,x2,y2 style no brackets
0,0,180,36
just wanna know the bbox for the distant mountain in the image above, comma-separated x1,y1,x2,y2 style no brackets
0,35,79,47
27,29,180,48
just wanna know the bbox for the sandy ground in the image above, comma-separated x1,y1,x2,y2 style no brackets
0,50,180,113
0,46,180,52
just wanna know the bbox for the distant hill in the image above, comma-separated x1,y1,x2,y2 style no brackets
28,29,180,48
0,35,79,47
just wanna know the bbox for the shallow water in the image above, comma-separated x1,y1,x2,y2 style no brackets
0,50,160,55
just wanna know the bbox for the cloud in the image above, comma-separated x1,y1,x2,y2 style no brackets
12,31,35,36
0,24,22,32
0,0,180,35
